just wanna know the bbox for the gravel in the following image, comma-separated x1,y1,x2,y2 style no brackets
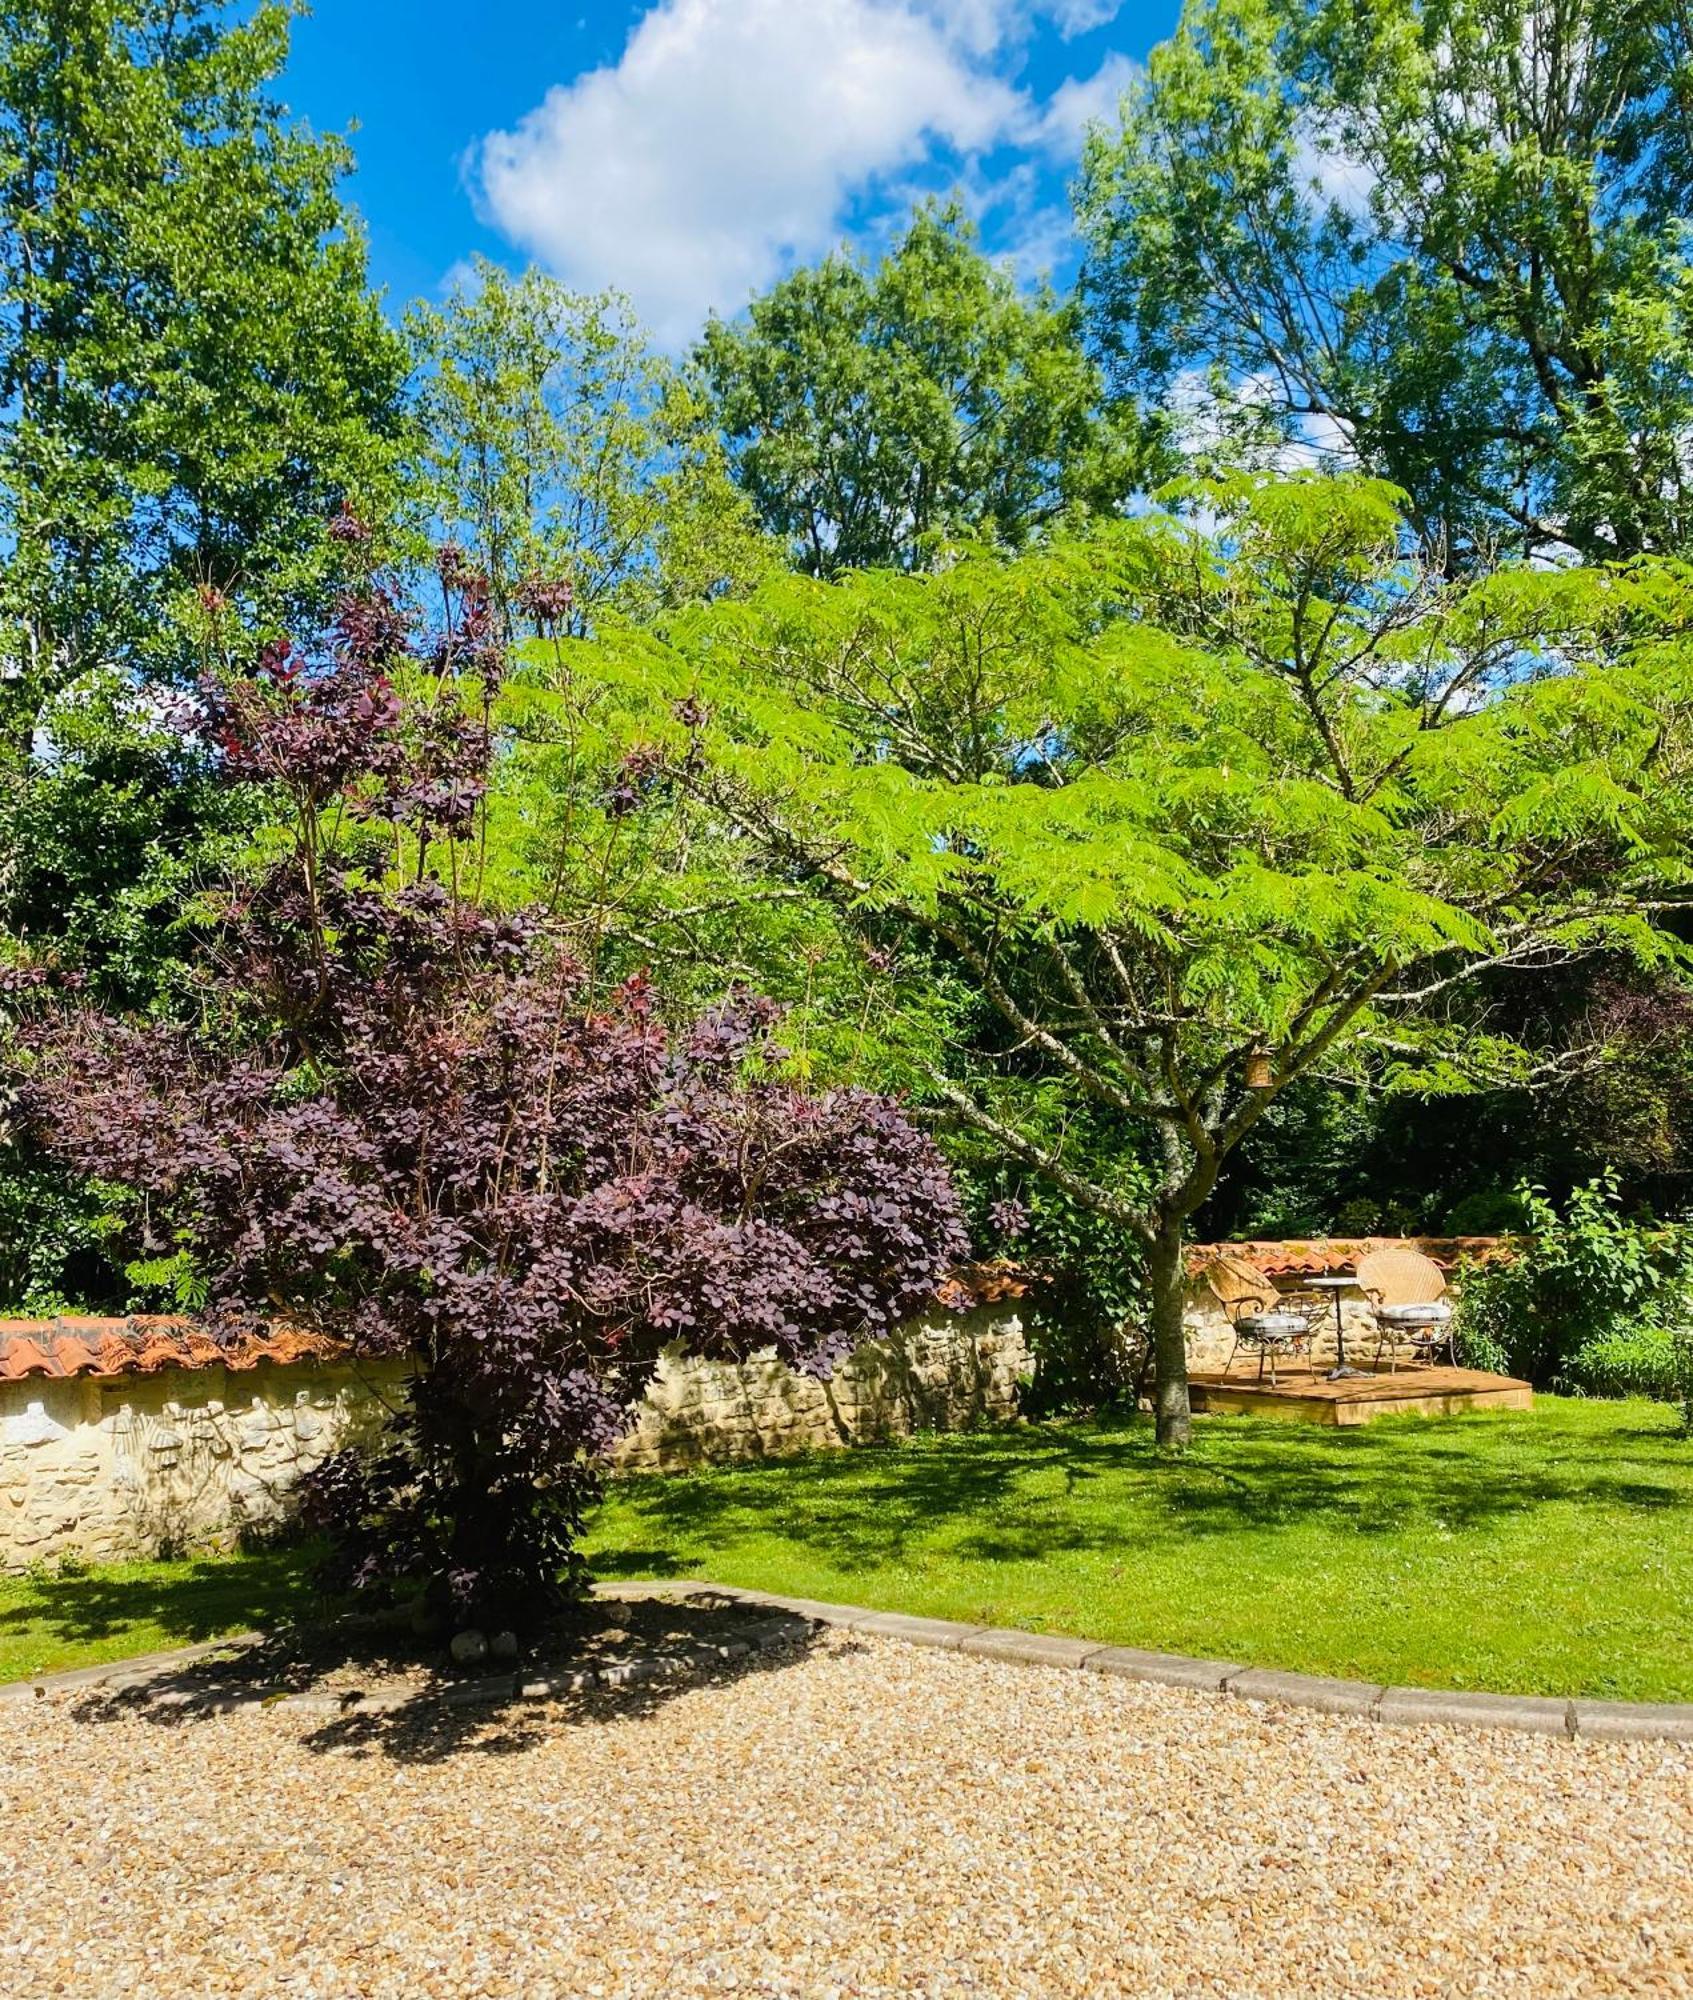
1,1625,1690,1999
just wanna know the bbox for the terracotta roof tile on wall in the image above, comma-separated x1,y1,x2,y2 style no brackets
0,1273,1038,1381
936,1261,1031,1309
0,1316,346,1383
1183,1236,1511,1279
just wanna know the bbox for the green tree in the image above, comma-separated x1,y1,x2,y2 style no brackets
590,473,1693,1445
0,667,260,1007
1078,0,1693,564
698,201,1161,577
0,0,411,745
408,260,771,636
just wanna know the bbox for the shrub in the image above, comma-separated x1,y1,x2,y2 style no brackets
1560,1325,1691,1403
959,1131,1152,1416
12,566,968,1627
1453,1175,1693,1402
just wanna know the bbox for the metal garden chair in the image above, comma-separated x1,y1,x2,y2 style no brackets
1356,1246,1456,1371
1205,1254,1314,1388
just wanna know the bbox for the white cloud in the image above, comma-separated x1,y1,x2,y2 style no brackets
920,0,1023,53
1290,117,1376,215
1047,0,1123,34
1033,50,1139,158
919,1,1114,50
1169,366,1358,473
434,257,487,301
473,0,1025,347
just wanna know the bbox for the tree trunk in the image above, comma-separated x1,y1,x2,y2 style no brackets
1147,1217,1192,1450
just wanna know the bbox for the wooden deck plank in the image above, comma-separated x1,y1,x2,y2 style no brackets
1188,1362,1533,1425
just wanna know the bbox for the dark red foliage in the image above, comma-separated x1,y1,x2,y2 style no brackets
16,592,967,1622
201,632,406,800
326,501,373,548
516,573,573,631
988,1197,1029,1241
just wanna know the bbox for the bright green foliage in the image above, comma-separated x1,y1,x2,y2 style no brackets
584,470,1693,1438
1078,0,1693,562
587,1398,1693,1701
1455,1175,1693,1402
0,1164,130,1314
482,626,945,1090
0,668,261,1006
697,202,1161,577
0,665,271,1316
0,0,412,740
409,261,773,635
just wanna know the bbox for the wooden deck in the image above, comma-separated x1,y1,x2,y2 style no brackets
1189,1360,1533,1426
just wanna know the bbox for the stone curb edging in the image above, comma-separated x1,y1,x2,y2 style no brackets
0,1632,269,1702
622,1582,1693,1744
6,1585,1692,1740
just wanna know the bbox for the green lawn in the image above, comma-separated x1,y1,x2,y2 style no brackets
583,1397,1693,1702
0,1545,323,1683
5,1399,1690,1699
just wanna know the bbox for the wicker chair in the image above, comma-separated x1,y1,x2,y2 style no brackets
1205,1254,1314,1388
1356,1246,1455,1371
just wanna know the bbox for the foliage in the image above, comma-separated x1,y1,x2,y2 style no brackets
0,667,264,1008
951,1119,1152,1415
586,1397,1693,1701
585,471,1693,1442
408,261,771,637
1553,974,1693,1184
1078,0,1693,563
1560,1323,1691,1404
1453,1175,1693,1399
12,569,968,1625
698,201,1162,577
0,0,412,740
0,1156,130,1313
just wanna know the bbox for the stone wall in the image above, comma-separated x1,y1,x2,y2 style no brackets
0,1359,410,1570
614,1304,1029,1472
0,1304,1029,1569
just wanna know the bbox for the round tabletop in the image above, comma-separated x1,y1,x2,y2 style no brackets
1303,1274,1356,1288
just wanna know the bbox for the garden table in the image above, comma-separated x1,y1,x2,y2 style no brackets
1303,1274,1372,1381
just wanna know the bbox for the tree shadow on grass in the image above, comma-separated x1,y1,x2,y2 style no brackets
56,1590,825,1766
0,1545,327,1667
589,1406,1693,1576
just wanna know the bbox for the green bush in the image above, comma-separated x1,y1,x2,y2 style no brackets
1560,1324,1692,1402
0,1162,132,1315
1454,1175,1693,1406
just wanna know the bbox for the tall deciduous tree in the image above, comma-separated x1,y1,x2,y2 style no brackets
698,201,1162,577
593,474,1693,1445
408,260,770,638
15,565,967,1622
0,0,411,742
1078,0,1693,565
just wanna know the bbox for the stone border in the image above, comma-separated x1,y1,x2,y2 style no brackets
643,1583,1693,1743
5,1583,1691,1740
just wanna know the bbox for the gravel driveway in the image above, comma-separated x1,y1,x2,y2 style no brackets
2,1629,1689,1999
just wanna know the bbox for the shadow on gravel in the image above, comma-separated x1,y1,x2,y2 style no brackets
61,1590,822,1765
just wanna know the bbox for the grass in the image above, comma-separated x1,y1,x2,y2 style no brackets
582,1396,1693,1703
5,1398,1690,1700
0,1544,324,1683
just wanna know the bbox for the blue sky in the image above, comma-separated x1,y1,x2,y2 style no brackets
282,0,1181,347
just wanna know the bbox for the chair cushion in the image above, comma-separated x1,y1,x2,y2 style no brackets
1235,1313,1310,1339
1373,1301,1453,1327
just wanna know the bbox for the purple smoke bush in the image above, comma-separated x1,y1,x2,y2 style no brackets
16,561,966,1623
